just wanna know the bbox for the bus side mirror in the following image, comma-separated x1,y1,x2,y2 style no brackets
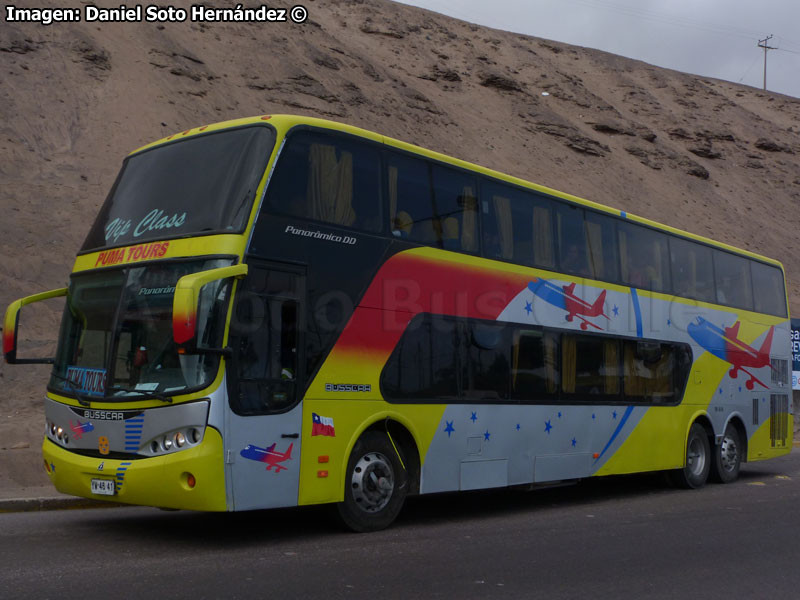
173,264,248,352
3,288,68,364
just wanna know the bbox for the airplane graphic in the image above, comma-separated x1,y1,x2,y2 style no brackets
240,442,293,473
528,278,608,330
69,419,94,440
687,317,774,390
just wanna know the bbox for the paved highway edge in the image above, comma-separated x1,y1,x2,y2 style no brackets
0,496,123,513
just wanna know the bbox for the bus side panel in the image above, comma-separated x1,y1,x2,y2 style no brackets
594,353,730,476
748,408,794,461
297,399,445,506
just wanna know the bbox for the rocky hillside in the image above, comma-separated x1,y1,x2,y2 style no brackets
1,0,799,486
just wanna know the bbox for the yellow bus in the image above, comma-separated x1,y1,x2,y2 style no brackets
4,114,791,531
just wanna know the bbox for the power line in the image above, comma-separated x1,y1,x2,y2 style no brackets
738,53,761,84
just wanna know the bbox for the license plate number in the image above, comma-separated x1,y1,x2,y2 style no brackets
91,479,115,496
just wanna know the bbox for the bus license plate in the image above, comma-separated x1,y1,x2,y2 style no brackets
91,479,116,496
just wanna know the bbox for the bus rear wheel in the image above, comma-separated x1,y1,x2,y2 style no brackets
336,431,408,532
670,423,710,489
710,424,742,483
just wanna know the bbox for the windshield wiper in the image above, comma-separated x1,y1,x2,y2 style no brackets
107,386,174,403
50,373,94,408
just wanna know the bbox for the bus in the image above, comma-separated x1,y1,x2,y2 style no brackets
3,114,791,531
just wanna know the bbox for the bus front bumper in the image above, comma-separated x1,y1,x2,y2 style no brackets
42,427,227,511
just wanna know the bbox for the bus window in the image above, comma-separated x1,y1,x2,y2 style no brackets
82,126,275,251
584,211,619,282
556,204,590,277
463,322,511,401
265,131,382,232
669,237,714,303
481,184,517,262
511,329,559,399
562,334,620,397
229,267,302,415
751,261,787,317
714,250,754,311
480,181,554,269
623,340,691,404
381,314,460,402
619,222,670,293
430,165,479,252
532,201,555,269
387,153,432,242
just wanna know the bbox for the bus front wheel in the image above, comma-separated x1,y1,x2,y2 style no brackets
670,423,711,489
337,431,408,532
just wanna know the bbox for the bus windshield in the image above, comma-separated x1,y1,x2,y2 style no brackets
81,125,275,251
50,259,232,400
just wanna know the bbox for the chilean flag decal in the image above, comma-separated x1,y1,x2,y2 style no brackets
311,413,336,437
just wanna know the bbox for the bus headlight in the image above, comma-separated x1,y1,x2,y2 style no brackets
145,427,205,456
190,428,202,444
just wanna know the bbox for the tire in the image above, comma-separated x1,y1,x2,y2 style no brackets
669,423,711,489
336,431,408,532
710,424,742,483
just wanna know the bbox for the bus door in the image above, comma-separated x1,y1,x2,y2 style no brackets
225,261,305,510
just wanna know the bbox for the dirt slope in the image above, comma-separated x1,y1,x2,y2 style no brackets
1,0,799,491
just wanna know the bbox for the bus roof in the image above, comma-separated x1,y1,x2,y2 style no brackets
132,114,783,270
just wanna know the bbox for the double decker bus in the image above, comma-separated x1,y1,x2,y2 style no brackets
4,114,791,531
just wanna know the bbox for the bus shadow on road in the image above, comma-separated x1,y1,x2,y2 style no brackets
73,458,793,545
71,471,669,543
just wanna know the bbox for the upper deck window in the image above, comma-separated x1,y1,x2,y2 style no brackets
82,126,275,251
387,154,478,252
480,180,555,269
619,221,671,293
265,130,382,232
751,261,787,317
669,237,715,303
714,250,754,311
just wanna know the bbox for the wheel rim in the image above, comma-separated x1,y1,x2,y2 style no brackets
719,433,739,473
350,451,395,513
687,436,706,477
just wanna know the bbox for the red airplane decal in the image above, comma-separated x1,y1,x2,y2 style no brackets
725,322,774,390
240,442,294,473
69,419,94,440
528,279,609,331
688,317,775,390
563,283,608,330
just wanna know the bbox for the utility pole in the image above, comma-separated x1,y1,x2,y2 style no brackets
758,35,776,91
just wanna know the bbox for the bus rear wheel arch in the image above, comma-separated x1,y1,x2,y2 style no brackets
336,427,416,532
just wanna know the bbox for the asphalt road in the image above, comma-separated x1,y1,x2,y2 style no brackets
2,451,800,599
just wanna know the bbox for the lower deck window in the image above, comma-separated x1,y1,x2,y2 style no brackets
381,314,692,405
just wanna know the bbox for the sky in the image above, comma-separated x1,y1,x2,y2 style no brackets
397,0,800,99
